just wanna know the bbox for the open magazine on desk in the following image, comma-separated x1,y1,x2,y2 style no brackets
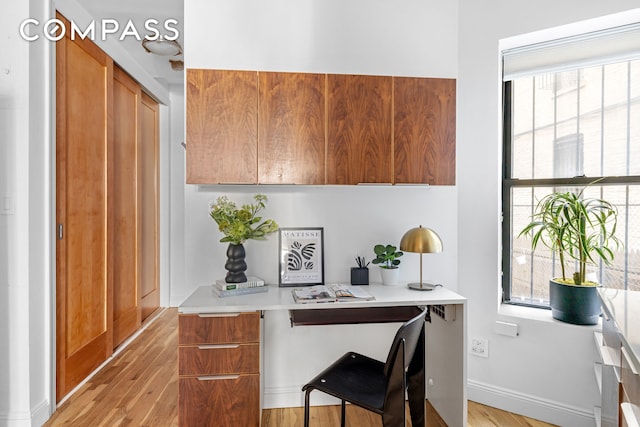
291,284,375,304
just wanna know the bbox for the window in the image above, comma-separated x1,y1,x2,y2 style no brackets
502,24,640,307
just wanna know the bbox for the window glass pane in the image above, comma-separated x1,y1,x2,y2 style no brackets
580,66,603,177
533,75,556,179
510,62,640,180
630,61,640,175
626,186,640,292
510,184,640,303
512,78,534,179
602,63,629,176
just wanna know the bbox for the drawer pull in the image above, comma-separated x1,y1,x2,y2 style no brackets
197,312,241,318
622,346,639,375
197,344,240,350
621,403,640,427
197,375,240,381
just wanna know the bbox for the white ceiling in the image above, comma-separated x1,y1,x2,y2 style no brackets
79,0,185,87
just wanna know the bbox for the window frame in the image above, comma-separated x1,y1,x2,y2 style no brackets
501,78,640,308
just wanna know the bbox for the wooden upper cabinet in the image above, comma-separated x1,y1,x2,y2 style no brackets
186,69,258,184
258,72,325,184
394,77,456,185
185,69,456,185
327,74,393,185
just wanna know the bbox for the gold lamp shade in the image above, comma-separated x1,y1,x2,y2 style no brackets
400,225,443,290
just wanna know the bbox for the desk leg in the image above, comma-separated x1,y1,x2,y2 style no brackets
407,323,426,427
426,303,467,427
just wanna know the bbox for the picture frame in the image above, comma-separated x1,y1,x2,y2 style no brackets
279,227,324,287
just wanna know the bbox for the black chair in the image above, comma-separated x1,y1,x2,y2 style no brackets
302,307,429,427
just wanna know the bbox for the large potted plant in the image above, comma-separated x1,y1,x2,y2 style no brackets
519,187,621,325
372,244,403,286
209,194,278,283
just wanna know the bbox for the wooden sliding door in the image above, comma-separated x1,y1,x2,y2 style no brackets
56,13,113,399
112,66,142,347
56,12,160,401
139,92,160,321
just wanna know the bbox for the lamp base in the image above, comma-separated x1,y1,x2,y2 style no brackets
407,282,441,291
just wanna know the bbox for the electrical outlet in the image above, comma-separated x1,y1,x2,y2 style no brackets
471,337,489,358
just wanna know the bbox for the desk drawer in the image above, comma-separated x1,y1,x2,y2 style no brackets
179,374,260,427
179,312,260,345
622,346,640,405
602,312,621,367
179,343,259,376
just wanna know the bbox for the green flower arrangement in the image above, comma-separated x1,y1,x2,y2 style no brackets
209,194,279,245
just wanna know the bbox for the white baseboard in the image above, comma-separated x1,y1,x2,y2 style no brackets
468,379,596,427
0,411,31,427
0,399,49,427
263,385,340,409
30,399,51,427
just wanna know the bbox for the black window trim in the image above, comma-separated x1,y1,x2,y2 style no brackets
501,80,640,308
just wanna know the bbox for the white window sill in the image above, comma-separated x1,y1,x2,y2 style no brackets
498,303,602,328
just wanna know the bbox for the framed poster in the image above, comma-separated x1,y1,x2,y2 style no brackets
279,227,324,287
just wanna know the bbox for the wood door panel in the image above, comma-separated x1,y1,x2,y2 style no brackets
179,375,260,427
56,12,113,399
62,37,109,356
186,69,258,184
258,72,325,184
326,74,392,184
139,92,160,320
113,66,141,347
178,343,260,375
178,313,260,345
394,77,456,185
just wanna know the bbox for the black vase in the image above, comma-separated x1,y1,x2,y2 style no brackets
225,243,247,283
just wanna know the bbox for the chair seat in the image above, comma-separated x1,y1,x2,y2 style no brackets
302,351,387,413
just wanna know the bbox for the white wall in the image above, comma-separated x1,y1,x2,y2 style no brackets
457,2,640,426
181,0,460,410
0,0,176,425
0,0,52,425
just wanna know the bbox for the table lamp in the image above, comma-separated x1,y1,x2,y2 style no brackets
400,225,443,290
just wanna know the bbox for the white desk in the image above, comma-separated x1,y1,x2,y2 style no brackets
179,283,467,426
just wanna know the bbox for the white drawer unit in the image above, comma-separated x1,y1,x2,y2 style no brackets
598,289,640,427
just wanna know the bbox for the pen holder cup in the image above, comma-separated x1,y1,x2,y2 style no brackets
350,267,369,286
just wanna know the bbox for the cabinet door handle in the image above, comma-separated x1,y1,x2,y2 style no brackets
197,375,240,381
198,312,241,318
197,344,240,350
622,346,639,375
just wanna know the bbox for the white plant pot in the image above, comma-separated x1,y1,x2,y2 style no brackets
380,267,400,286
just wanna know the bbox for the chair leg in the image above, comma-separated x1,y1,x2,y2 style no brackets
304,389,311,427
340,400,346,427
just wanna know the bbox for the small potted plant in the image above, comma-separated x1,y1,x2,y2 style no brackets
519,186,621,325
372,244,403,286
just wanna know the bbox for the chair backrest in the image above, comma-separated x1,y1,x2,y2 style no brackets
383,307,428,378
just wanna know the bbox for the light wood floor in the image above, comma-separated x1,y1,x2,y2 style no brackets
45,308,556,426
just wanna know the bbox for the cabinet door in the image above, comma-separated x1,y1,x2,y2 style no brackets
112,66,141,347
327,74,392,184
179,312,260,345
394,77,456,185
258,72,325,184
179,375,260,427
178,343,260,375
186,69,258,184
